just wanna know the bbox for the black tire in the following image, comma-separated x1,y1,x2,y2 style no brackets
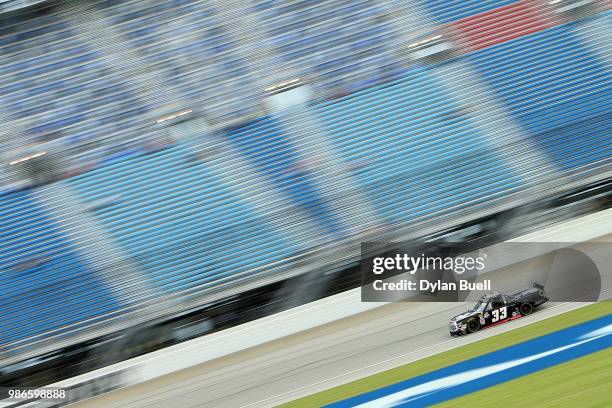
519,303,534,316
466,319,480,333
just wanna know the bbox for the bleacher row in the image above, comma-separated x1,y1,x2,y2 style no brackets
0,190,123,349
0,1,610,358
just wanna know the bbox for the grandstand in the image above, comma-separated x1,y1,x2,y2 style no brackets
311,69,523,225
69,143,302,295
0,0,610,393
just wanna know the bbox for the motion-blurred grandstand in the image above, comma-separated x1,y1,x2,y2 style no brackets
0,0,610,389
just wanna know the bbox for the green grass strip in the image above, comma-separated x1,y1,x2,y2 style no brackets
434,347,612,408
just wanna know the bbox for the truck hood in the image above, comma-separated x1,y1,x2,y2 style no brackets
450,310,479,322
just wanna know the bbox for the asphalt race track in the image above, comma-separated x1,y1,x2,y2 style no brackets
73,237,612,408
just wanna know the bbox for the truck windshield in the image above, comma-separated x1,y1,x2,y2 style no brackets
472,300,488,313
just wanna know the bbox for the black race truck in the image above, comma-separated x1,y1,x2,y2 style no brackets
449,285,549,336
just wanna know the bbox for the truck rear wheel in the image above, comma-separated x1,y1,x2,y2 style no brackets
520,303,534,316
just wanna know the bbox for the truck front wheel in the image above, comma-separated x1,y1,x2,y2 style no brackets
466,319,480,333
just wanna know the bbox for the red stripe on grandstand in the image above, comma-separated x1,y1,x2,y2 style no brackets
459,7,540,33
469,22,551,51
452,1,534,29
452,2,521,27
461,8,545,37
449,1,557,53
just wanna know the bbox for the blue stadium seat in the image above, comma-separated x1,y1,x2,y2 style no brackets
311,70,522,224
0,190,123,346
224,118,347,236
466,24,612,171
69,146,300,295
